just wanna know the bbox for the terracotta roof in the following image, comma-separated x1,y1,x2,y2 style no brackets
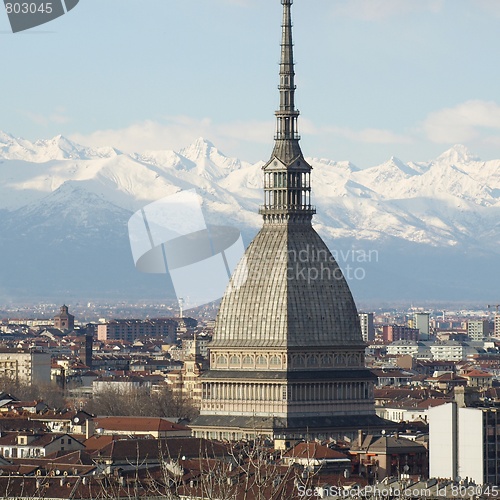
425,373,467,382
93,416,189,433
0,431,83,448
92,437,228,462
283,442,350,460
29,411,77,421
416,398,450,409
0,476,150,499
464,369,493,378
82,434,120,451
356,435,427,454
12,450,95,467
374,388,443,400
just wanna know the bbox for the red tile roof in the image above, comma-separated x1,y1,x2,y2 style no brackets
464,369,493,377
93,416,189,433
283,442,349,460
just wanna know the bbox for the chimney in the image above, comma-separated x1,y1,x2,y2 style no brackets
357,429,363,447
85,418,95,439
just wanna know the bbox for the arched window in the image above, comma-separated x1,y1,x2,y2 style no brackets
307,355,319,367
242,355,253,365
256,356,267,366
270,356,281,366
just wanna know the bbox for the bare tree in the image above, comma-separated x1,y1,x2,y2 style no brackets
0,375,67,410
86,385,198,420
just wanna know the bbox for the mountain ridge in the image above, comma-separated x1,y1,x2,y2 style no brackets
0,132,499,302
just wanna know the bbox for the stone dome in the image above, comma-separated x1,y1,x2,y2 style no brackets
211,222,363,349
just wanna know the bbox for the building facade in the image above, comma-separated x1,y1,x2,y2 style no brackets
467,320,489,341
382,325,419,343
413,312,430,339
429,402,500,486
359,312,375,342
191,0,388,443
97,319,176,342
0,349,51,385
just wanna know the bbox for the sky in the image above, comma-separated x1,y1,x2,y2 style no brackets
1,0,500,168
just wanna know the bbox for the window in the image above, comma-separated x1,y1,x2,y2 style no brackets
270,356,281,366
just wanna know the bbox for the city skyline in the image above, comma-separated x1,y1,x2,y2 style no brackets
1,0,500,168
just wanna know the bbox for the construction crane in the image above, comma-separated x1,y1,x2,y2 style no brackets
487,304,500,313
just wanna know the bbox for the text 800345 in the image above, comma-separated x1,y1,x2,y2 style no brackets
451,485,499,497
5,3,53,14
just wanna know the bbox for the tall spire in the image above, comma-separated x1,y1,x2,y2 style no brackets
260,0,316,224
274,0,301,159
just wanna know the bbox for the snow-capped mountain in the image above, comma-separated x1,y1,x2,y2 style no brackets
0,132,499,303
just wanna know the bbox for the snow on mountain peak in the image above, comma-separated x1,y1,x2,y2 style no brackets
34,134,87,160
0,132,121,162
436,144,480,165
178,137,245,180
179,137,217,161
0,131,15,143
1,133,500,254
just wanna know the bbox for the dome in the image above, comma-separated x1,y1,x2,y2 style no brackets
212,223,363,349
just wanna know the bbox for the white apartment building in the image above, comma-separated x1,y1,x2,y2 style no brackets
413,312,430,339
430,341,477,361
0,349,51,385
386,340,432,358
467,320,489,341
358,312,375,342
429,403,500,485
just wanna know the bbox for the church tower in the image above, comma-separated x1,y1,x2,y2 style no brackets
191,0,389,442
54,304,75,332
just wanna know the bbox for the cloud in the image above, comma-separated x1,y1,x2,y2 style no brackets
70,116,274,156
476,0,500,18
299,118,412,145
423,100,500,144
330,0,444,21
24,106,70,126
331,127,413,144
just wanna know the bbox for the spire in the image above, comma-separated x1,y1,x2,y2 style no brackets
274,0,301,159
260,0,316,224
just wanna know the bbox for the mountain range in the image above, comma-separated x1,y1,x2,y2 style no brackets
1,131,499,306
